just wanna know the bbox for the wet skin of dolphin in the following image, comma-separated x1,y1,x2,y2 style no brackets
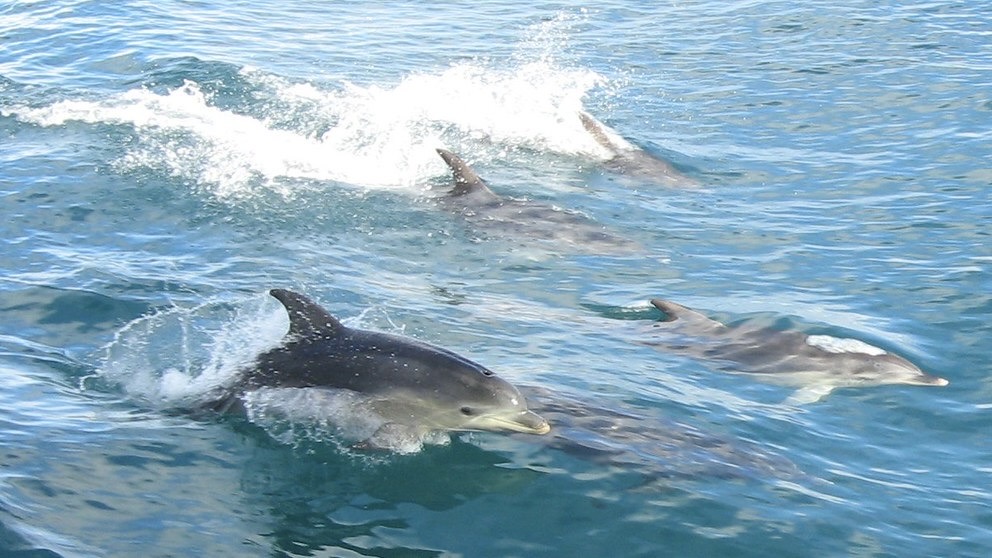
645,299,949,404
434,148,639,254
218,289,550,447
578,111,698,187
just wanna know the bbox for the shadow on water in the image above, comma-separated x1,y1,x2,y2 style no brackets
0,514,67,558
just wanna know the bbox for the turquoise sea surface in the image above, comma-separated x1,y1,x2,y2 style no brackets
1,1,991,556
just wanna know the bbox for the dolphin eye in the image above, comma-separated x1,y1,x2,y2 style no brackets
460,406,475,416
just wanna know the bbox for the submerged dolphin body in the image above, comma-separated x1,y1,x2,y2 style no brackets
579,111,698,187
434,148,638,254
215,289,549,448
508,386,802,482
646,299,948,404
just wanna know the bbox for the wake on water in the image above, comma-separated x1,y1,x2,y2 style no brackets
5,58,619,201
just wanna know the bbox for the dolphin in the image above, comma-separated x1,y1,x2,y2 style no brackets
645,299,948,404
504,385,802,482
579,111,698,186
213,289,550,448
434,148,638,254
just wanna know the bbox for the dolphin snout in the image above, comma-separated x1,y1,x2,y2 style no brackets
920,374,949,387
507,410,551,435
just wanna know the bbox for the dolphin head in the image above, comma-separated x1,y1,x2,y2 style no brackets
851,353,949,387
349,333,551,436
260,289,550,437
452,376,551,435
804,335,949,388
381,370,550,435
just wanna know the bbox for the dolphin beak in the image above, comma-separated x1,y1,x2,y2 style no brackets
922,375,950,387
489,410,551,435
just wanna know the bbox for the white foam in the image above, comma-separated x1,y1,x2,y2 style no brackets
242,387,449,454
97,294,288,406
805,335,887,356
7,56,611,201
10,82,362,199
241,387,381,445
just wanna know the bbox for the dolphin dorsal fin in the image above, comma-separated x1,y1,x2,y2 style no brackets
269,289,344,340
579,111,618,155
650,299,725,332
436,148,500,201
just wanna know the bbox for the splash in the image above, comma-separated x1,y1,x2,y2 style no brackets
241,387,450,454
7,57,611,201
96,294,288,407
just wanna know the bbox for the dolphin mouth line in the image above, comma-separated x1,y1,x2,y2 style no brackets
524,421,552,435
481,411,551,435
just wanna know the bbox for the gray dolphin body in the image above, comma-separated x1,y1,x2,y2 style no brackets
579,111,698,187
434,148,638,254
219,289,549,447
510,386,801,481
647,299,948,404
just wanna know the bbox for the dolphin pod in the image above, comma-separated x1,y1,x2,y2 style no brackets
184,111,946,460
645,299,948,404
209,289,549,449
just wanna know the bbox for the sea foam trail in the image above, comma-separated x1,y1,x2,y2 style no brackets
7,60,612,200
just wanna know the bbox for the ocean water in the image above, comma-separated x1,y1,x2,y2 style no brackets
1,0,990,556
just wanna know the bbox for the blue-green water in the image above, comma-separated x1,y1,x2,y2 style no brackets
2,1,991,556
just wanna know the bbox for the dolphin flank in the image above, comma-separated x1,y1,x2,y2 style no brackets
645,298,948,404
211,289,550,448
